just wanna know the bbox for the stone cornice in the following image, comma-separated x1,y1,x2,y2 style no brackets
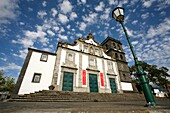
61,65,78,70
60,46,117,62
107,73,117,76
86,68,100,72
106,48,125,54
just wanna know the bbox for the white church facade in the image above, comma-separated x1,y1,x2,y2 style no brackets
14,33,133,95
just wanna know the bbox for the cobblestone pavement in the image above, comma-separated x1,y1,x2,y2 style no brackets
0,100,170,113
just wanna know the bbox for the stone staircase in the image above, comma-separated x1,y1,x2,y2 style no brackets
9,90,147,102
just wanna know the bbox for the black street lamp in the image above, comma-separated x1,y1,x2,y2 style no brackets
112,7,156,106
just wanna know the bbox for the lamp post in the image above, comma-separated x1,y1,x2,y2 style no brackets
112,7,156,106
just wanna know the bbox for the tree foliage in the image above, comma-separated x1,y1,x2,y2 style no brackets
129,61,170,92
0,71,15,93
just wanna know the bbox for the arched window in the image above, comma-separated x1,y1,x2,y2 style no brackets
115,53,118,58
117,44,121,50
105,44,108,50
120,55,123,60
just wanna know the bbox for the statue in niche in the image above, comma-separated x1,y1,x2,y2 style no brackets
89,47,94,54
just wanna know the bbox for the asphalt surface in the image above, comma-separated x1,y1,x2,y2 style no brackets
0,100,170,113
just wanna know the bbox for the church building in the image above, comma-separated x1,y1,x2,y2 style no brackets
14,33,133,95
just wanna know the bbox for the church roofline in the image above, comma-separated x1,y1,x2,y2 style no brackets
101,36,122,45
28,48,56,56
58,33,102,47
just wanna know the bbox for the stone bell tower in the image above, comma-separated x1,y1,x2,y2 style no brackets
101,36,132,83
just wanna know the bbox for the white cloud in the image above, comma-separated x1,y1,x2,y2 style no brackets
47,30,55,36
132,41,139,45
141,12,149,19
53,26,59,31
126,28,135,38
0,0,19,24
28,7,33,12
142,0,155,8
0,63,21,71
12,27,48,49
81,0,86,4
76,33,82,37
148,39,155,44
51,8,58,17
42,1,47,7
156,0,170,11
146,18,170,38
100,8,111,20
109,0,118,5
79,22,86,31
132,20,138,25
58,13,69,23
58,34,68,40
95,2,105,12
37,10,47,19
70,12,78,20
0,57,7,61
17,38,34,48
82,12,98,24
160,11,166,16
19,22,25,25
67,25,71,29
59,0,73,14
58,27,65,33
18,49,28,59
42,47,53,52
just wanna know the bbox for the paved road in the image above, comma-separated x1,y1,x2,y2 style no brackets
0,100,170,113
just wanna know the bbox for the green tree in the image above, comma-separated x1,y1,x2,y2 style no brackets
0,71,15,93
129,61,170,92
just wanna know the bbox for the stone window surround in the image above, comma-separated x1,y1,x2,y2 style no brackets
95,47,100,56
107,61,113,70
32,73,41,83
88,55,97,70
107,61,115,75
83,45,88,53
65,51,75,64
68,53,73,61
62,46,112,61
40,53,48,62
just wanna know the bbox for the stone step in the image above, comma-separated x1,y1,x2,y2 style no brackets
10,90,146,102
9,99,92,102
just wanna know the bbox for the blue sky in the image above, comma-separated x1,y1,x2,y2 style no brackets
0,0,170,80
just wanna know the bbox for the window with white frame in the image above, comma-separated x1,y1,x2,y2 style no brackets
40,54,48,62
108,62,113,70
84,45,88,53
89,58,95,66
95,48,99,56
32,73,41,83
68,53,73,61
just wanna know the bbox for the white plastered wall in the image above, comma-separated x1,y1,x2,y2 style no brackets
18,51,56,94
75,52,79,87
121,82,133,91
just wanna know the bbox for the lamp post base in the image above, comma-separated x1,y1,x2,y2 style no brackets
144,102,157,107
